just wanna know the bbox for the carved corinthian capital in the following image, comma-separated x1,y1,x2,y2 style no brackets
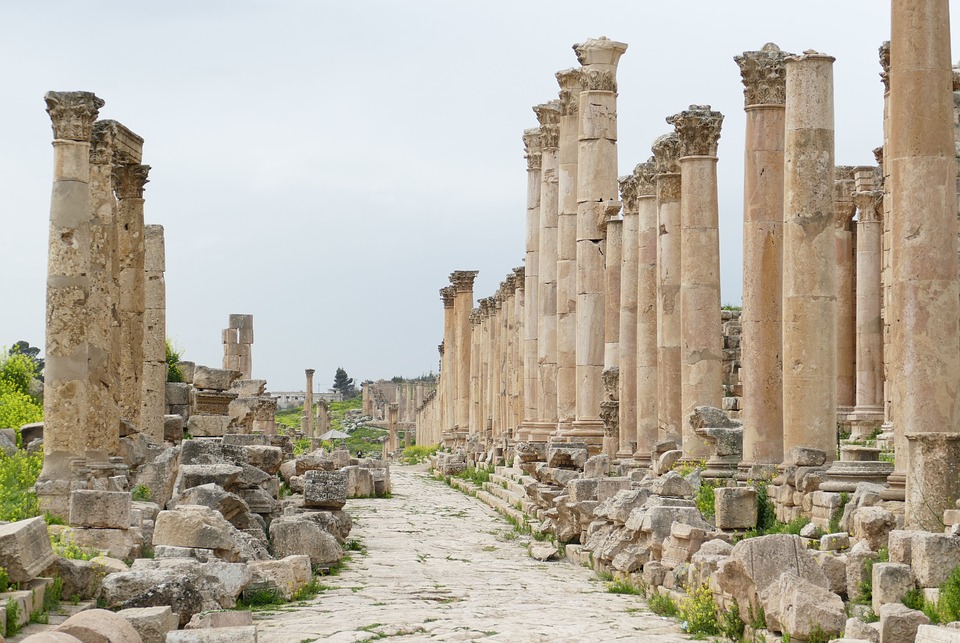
90,120,117,165
879,41,891,93
449,270,479,292
523,128,542,170
556,68,581,117
440,286,456,308
618,174,639,214
735,43,789,106
574,37,627,93
668,105,724,158
512,266,525,286
651,133,681,176
44,91,105,142
634,159,657,197
533,101,561,149
113,164,151,199
854,190,884,223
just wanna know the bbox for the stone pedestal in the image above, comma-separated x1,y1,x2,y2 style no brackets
822,445,894,493
890,0,960,527
669,105,724,461
782,52,838,464
518,129,541,441
735,43,788,476
634,162,659,466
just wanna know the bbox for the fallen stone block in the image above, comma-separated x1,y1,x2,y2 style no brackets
56,608,142,643
912,533,960,588
152,506,242,562
116,606,178,643
844,616,880,643
651,471,693,498
247,555,311,600
529,541,559,561
192,366,241,391
19,633,85,642
879,602,930,643
916,624,960,642
714,486,757,529
342,466,375,498
269,516,343,565
69,490,132,530
186,610,253,629
0,517,57,582
760,572,845,640
853,505,897,552
872,562,916,614
546,444,588,470
186,415,232,438
304,470,347,509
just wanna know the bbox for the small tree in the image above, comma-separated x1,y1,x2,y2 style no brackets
332,367,357,399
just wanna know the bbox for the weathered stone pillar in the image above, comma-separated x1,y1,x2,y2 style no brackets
87,120,121,458
834,167,857,412
388,403,398,453
653,133,682,441
617,173,639,459
481,298,494,439
440,286,457,442
114,161,150,428
782,51,837,463
491,291,504,442
503,275,518,440
518,129,542,441
512,267,526,439
230,314,254,379
889,0,960,530
604,218,622,371
735,43,788,477
851,173,885,435
39,91,103,497
140,224,166,443
533,102,560,441
634,162,659,466
469,309,480,437
451,271,478,435
555,69,581,437
302,369,315,438
669,104,724,460
570,37,627,448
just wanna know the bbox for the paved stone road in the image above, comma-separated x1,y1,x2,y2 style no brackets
257,465,687,643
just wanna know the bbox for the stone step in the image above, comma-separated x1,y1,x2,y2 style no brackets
487,473,527,496
482,479,526,503
475,489,528,525
7,601,96,642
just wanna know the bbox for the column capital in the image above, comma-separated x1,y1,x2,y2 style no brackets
734,43,790,106
503,273,516,291
879,41,891,92
438,342,444,356
305,368,315,376
574,37,627,93
651,133,681,175
469,309,480,325
854,190,884,223
479,297,494,316
44,91,104,142
873,146,885,175
113,164,151,199
512,266,525,285
668,105,723,158
440,286,456,308
556,68,581,117
533,101,561,149
633,159,657,197
523,128,542,170
449,270,479,292
618,174,639,214
90,120,117,165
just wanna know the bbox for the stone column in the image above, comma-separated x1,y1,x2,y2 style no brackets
834,167,857,412
604,218,622,371
533,102,561,441
303,369,315,438
451,271,478,435
852,173,885,431
634,161,659,466
223,327,239,371
889,0,960,530
87,120,121,458
512,267,526,439
481,298,494,439
669,104,724,460
469,309,480,436
653,133,683,441
518,129,542,441
570,37,628,448
232,314,254,379
114,162,150,428
735,43,788,477
140,224,166,443
39,91,103,496
388,403,398,453
555,68,581,437
617,174,639,459
440,286,457,442
502,276,518,439
782,51,837,463
491,292,504,442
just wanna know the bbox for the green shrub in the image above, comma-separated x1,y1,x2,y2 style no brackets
721,599,746,641
165,340,183,383
293,438,312,456
131,484,151,502
456,466,492,486
402,444,439,464
936,564,960,623
238,587,286,608
0,566,9,593
50,531,99,561
696,482,717,520
679,584,721,636
607,579,645,596
0,451,42,522
6,598,20,636
648,592,679,617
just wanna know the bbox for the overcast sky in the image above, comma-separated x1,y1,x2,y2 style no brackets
1,2,957,392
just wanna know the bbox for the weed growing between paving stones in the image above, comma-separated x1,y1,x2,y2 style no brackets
344,538,366,553
647,592,679,617
607,578,646,596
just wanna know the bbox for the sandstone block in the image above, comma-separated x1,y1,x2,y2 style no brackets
166,626,257,642
872,563,916,614
192,366,241,391
240,445,282,475
56,608,142,643
567,479,598,503
760,572,845,640
152,506,239,561
714,486,757,529
0,517,57,582
657,450,682,474
821,532,851,551
651,471,693,498
69,490,132,529
845,617,881,643
879,603,930,643
595,489,650,524
19,633,85,642
176,464,242,493
186,415,232,438
546,444,588,469
164,415,185,442
70,527,143,560
304,470,347,509
247,555,311,600
813,550,848,596
583,454,609,478
342,466,375,498
916,624,960,642
912,533,960,588
853,506,897,551
514,441,547,463
186,610,252,629
295,452,335,475
165,382,190,406
597,478,632,502
529,541,559,561
269,517,343,566
116,606,178,643
793,447,827,466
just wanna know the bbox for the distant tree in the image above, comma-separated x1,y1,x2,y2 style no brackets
333,367,357,399
11,341,43,380
166,340,184,383
390,376,404,383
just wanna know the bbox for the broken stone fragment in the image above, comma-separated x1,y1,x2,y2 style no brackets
304,470,347,509
0,517,57,583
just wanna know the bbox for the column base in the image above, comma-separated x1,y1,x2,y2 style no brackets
556,419,605,455
881,471,906,501
616,442,637,461
838,406,884,441
735,462,780,483
526,421,559,443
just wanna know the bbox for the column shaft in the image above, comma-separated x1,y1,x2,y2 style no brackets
140,224,166,442
519,130,541,440
617,174,639,459
634,162,659,465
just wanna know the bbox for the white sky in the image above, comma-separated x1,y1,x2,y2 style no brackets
1,2,957,391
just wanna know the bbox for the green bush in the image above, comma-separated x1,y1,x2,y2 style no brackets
607,579,645,596
648,592,679,617
403,444,438,464
131,484,152,502
696,482,717,520
829,491,851,534
455,466,492,486
679,584,721,636
0,450,42,522
936,564,960,623
50,531,99,561
0,349,41,399
165,340,183,383
6,598,20,636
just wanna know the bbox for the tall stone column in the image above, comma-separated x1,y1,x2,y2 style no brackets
834,167,857,412
604,218,622,370
469,309,480,436
39,91,103,497
735,43,788,477
503,275,518,439
451,271,478,434
388,404,398,453
140,224,166,443
889,0,960,530
669,104,724,460
518,129,542,441
491,292,504,442
782,51,837,463
114,162,150,429
555,69,581,437
533,102,561,441
512,267,526,439
303,369,315,438
852,173,885,429
570,37,628,448
481,298,494,438
653,133,683,441
617,173,639,459
634,161,659,465
87,120,121,458
440,285,456,442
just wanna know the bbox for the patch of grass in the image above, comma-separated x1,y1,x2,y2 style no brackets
344,539,366,553
131,484,151,502
607,579,645,596
50,531,99,561
237,587,287,609
292,578,333,601
696,481,717,520
44,577,62,613
648,592,679,618
403,444,439,464
455,465,493,486
6,599,20,636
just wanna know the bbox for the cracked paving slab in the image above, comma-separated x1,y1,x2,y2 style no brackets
256,464,687,642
